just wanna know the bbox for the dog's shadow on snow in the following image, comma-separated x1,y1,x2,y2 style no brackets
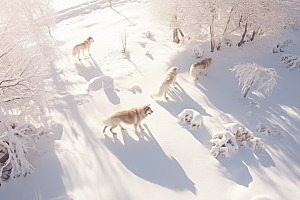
75,57,120,105
102,124,197,194
155,84,212,119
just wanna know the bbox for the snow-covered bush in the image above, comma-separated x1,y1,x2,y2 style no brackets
0,0,56,184
280,54,300,70
256,123,271,136
210,123,264,158
223,123,264,150
0,122,52,185
256,123,285,137
192,45,204,58
230,63,278,98
178,109,203,130
273,39,293,53
209,131,238,158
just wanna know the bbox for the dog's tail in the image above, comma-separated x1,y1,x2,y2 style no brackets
190,64,197,80
72,46,78,57
149,84,167,99
101,116,111,126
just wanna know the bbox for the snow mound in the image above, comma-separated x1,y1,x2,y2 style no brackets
178,109,203,130
223,123,264,150
209,131,238,158
210,123,265,158
144,31,154,39
280,54,300,70
191,44,204,58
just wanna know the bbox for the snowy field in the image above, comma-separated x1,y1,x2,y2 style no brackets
1,0,300,200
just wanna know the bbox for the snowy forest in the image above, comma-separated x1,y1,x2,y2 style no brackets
0,0,300,199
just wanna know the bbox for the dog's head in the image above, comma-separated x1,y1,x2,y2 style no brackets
143,104,153,115
170,67,180,73
207,57,213,64
88,36,94,42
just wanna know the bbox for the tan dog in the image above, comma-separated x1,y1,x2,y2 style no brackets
150,67,179,100
72,36,94,60
102,104,153,134
190,57,212,80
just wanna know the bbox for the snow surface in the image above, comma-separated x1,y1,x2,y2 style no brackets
1,0,300,200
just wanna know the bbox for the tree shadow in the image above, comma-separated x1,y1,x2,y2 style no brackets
217,146,276,187
75,57,120,105
102,124,197,194
146,52,154,60
182,125,212,148
0,122,71,200
111,8,136,26
88,76,120,105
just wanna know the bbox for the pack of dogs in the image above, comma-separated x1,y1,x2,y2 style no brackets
72,37,213,135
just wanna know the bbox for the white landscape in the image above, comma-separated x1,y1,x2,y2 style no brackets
0,0,300,200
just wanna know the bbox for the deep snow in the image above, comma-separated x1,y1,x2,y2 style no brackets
0,0,300,200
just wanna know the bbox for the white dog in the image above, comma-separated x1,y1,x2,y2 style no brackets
102,104,153,134
72,36,94,60
190,57,212,80
150,67,179,100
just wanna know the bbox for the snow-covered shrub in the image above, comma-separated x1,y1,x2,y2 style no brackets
256,123,285,137
223,123,264,150
0,123,52,185
192,44,204,58
273,39,293,53
178,109,203,130
144,31,154,39
230,63,278,98
209,131,238,158
256,123,271,136
280,54,300,70
210,123,264,158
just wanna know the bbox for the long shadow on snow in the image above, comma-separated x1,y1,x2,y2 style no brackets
57,0,145,24
103,124,197,194
155,84,212,118
75,57,120,105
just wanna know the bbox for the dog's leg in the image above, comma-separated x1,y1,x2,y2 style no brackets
134,124,138,132
164,92,169,100
78,50,81,61
139,124,145,131
110,124,118,135
205,69,208,76
172,78,178,89
103,126,108,133
88,47,91,56
119,124,126,130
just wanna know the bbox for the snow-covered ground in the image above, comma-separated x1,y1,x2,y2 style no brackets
1,0,300,199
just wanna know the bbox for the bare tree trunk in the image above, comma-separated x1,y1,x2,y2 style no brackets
0,153,8,164
178,29,184,37
173,28,180,44
243,79,254,98
250,30,256,41
238,22,247,47
210,25,215,52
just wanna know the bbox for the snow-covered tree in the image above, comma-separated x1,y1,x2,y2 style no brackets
0,0,56,184
150,0,300,50
280,54,300,70
230,63,278,98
